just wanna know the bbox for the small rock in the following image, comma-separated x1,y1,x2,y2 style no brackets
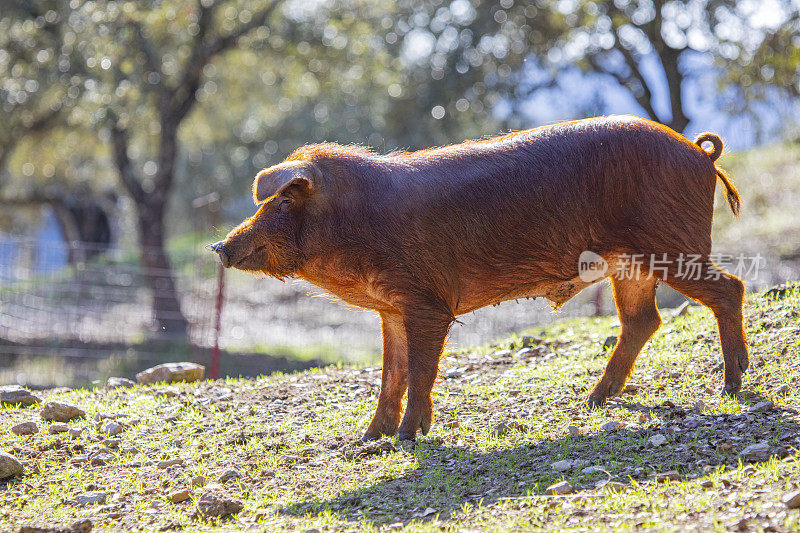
638,412,652,424
776,384,790,396
90,451,116,466
75,491,107,505
602,421,621,432
601,481,627,492
655,470,681,482
192,475,206,487
136,362,205,385
521,334,544,346
443,367,465,378
545,481,572,495
648,434,668,447
602,336,617,351
218,468,241,483
41,401,85,422
693,400,706,412
196,491,243,517
749,400,774,413
783,490,800,509
491,421,525,437
568,425,580,437
169,489,191,503
0,385,40,407
622,383,640,393
552,459,588,472
69,427,82,438
0,451,23,479
105,377,135,389
444,420,460,429
740,442,771,461
11,421,38,436
158,458,184,469
101,421,123,437
49,422,70,434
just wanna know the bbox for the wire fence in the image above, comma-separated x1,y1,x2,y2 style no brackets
9,233,792,388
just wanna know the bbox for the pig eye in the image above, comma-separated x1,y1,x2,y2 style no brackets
278,198,292,210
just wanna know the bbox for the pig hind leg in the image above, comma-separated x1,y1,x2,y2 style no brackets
588,276,661,408
662,259,748,396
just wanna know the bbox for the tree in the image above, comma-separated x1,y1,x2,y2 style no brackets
1,0,286,337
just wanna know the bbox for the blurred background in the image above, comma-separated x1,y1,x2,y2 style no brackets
1,0,799,388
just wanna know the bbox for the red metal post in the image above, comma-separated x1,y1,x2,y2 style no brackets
210,262,225,379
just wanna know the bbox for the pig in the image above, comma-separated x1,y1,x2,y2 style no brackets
210,115,748,441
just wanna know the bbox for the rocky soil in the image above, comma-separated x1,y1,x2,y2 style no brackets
1,286,799,532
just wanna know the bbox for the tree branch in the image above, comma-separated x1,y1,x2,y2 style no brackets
108,112,146,206
170,0,282,121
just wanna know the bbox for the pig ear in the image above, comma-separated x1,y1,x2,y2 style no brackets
252,161,321,204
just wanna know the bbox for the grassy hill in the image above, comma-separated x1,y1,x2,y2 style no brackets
1,284,799,531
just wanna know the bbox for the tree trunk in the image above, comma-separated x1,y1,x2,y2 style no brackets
136,198,188,338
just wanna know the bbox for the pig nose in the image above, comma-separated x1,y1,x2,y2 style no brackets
207,241,230,268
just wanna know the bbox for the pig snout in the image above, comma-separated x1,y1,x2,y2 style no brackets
207,241,231,268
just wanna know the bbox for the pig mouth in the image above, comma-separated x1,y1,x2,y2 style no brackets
234,245,268,270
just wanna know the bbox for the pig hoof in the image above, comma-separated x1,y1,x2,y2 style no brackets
586,395,607,409
397,430,417,441
722,382,741,397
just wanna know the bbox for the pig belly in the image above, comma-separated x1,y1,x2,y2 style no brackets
454,276,595,315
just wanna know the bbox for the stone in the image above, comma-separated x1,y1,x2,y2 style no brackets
601,481,628,492
218,468,241,483
602,336,617,351
693,400,706,412
41,401,85,422
75,491,107,505
749,400,774,413
69,427,82,438
49,422,70,434
491,421,526,437
158,458,184,469
0,451,23,479
11,421,38,436
196,491,244,517
602,421,621,432
169,489,191,503
552,459,588,472
105,377,135,389
740,442,771,461
136,362,205,385
648,434,668,447
521,335,544,346
545,481,572,495
568,425,580,437
655,470,681,482
101,421,123,437
783,490,800,509
90,452,116,466
192,475,206,487
622,383,641,393
776,384,790,395
0,385,40,407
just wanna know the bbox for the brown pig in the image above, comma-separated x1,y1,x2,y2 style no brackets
210,115,748,441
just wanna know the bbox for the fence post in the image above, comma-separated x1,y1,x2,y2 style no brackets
210,262,225,380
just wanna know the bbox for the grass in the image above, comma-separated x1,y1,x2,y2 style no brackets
1,284,799,531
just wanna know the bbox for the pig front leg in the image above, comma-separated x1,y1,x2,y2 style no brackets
362,312,408,441
396,311,451,441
